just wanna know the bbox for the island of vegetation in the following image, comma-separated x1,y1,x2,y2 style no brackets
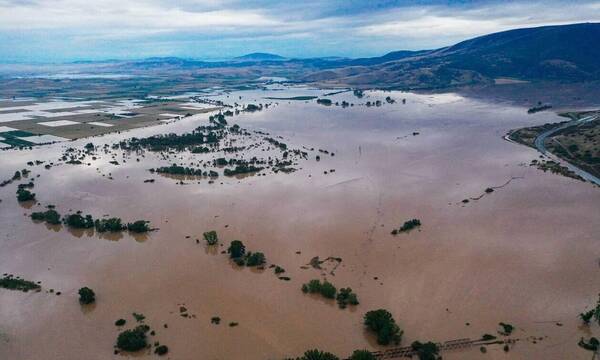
391,219,422,234
0,274,41,292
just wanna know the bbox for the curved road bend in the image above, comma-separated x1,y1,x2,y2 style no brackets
533,114,600,186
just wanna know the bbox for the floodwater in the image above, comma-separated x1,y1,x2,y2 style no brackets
0,87,599,360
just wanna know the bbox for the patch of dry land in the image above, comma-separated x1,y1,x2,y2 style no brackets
509,110,600,181
0,98,220,148
0,86,599,360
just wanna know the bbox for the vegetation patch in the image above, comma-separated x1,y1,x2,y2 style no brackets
116,325,149,352
364,309,403,345
0,274,41,292
31,209,61,225
391,219,421,234
203,230,218,245
411,341,441,360
78,287,96,304
16,188,35,202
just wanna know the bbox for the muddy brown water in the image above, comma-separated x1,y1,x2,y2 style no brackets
0,89,599,360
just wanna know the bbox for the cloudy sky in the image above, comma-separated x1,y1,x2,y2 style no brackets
1,0,599,62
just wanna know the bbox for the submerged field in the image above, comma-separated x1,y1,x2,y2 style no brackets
0,86,599,359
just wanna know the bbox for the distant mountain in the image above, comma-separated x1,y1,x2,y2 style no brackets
305,23,600,88
234,53,286,61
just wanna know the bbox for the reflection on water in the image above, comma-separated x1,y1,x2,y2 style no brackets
0,87,599,360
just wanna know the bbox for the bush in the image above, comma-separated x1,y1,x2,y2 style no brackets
350,350,375,360
154,345,169,355
203,230,218,245
398,219,421,232
132,312,145,322
78,287,96,304
498,322,514,335
116,325,149,352
227,240,245,258
127,220,150,233
246,252,266,266
364,309,403,345
115,319,126,326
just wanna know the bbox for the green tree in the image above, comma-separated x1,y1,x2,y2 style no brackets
228,240,246,258
127,220,150,233
246,252,266,266
320,281,337,299
116,325,149,352
411,341,440,360
78,287,96,304
16,188,35,202
203,230,218,245
364,309,403,345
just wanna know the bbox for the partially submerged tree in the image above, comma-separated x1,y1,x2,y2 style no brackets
203,230,218,245
116,325,149,352
364,309,403,345
227,240,246,258
78,287,96,304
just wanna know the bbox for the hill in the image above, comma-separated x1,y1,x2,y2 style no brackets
234,53,287,61
305,23,600,88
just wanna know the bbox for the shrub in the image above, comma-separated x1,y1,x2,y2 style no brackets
398,219,421,232
350,350,375,360
132,312,145,322
227,240,245,258
78,287,96,304
580,309,595,324
115,319,127,326
498,322,514,335
154,345,169,355
203,230,218,245
364,309,403,345
116,325,149,352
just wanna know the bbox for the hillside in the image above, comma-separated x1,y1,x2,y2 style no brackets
305,23,600,88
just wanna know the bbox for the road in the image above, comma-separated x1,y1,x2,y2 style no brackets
533,113,600,186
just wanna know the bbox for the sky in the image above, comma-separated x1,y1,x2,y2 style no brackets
0,0,599,62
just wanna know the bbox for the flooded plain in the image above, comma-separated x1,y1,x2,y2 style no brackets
0,87,599,359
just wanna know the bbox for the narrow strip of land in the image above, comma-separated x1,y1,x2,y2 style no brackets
533,114,600,185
